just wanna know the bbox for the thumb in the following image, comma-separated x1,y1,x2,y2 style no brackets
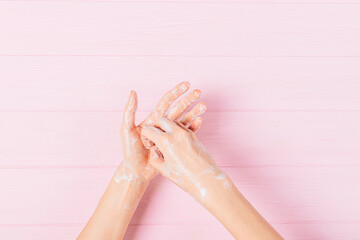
122,91,137,130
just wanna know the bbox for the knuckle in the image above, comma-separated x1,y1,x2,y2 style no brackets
189,131,196,138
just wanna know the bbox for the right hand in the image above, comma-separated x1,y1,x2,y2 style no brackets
141,117,232,204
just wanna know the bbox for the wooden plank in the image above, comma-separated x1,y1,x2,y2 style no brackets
0,225,82,240
0,111,359,167
1,222,359,240
0,166,359,225
0,3,360,56
0,224,233,240
2,0,359,2
1,57,360,111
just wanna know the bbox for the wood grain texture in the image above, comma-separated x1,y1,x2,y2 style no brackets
1,0,360,239
1,167,359,230
1,57,360,111
0,167,360,239
0,2,360,56
1,112,359,167
1,223,360,240
2,0,360,2
0,224,235,240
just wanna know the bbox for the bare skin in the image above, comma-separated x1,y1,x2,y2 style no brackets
141,117,284,240
77,82,206,240
78,83,283,240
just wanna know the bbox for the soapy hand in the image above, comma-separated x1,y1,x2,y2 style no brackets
119,82,206,182
139,82,205,145
81,83,284,240
141,117,232,204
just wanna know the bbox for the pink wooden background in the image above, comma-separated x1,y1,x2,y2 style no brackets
1,1,360,239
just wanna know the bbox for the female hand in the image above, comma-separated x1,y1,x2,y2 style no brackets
141,117,232,204
141,117,284,240
119,82,207,183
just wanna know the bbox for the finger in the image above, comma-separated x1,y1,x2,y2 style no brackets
189,117,203,132
153,145,163,158
156,81,190,115
137,126,154,149
141,136,153,149
167,89,201,120
156,117,180,133
141,125,164,145
180,102,206,127
150,145,163,159
173,120,188,131
122,91,138,129
149,146,165,172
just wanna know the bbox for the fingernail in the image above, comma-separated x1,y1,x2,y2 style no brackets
193,89,201,97
180,81,190,91
199,103,207,113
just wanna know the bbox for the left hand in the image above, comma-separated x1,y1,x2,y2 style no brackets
119,82,207,182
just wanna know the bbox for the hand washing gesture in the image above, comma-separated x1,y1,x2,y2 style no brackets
78,82,207,240
141,116,283,240
141,116,231,204
79,83,283,240
119,82,207,182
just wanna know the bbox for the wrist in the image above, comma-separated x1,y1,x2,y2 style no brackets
117,162,151,185
205,169,234,202
106,165,150,211
198,171,249,227
186,166,234,206
202,175,237,208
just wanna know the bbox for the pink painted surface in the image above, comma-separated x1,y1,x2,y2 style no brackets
0,1,359,239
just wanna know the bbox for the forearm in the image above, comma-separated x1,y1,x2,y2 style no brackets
199,171,283,240
77,164,149,240
140,115,282,239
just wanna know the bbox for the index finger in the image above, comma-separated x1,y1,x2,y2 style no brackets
167,89,201,120
156,81,190,115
